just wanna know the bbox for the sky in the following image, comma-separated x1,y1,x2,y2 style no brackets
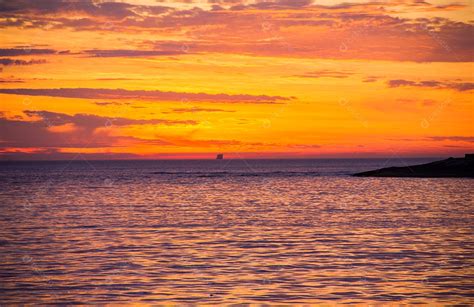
0,0,473,159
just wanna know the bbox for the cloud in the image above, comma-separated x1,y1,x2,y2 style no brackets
388,79,417,87
0,148,143,160
0,78,25,83
363,76,379,83
143,11,473,62
23,110,196,130
94,77,142,81
242,0,313,10
451,83,474,91
0,116,105,149
0,48,57,56
94,101,129,106
163,107,235,113
427,136,474,143
389,135,474,143
1,1,472,62
0,110,194,149
83,49,190,57
0,88,289,104
387,79,474,91
0,0,170,30
0,58,47,66
293,70,354,79
0,110,287,158
0,0,139,19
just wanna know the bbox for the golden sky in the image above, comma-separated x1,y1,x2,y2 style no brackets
0,0,473,159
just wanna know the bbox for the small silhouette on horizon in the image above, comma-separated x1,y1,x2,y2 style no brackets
216,153,224,160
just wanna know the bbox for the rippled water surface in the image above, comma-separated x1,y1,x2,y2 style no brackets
0,159,473,304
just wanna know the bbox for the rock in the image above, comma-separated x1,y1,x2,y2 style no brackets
353,154,474,178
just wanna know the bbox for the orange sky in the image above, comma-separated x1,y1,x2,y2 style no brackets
0,0,473,159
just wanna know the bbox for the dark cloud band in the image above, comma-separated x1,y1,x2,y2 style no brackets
388,79,474,92
0,88,289,104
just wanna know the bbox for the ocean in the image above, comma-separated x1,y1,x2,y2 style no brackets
0,158,472,304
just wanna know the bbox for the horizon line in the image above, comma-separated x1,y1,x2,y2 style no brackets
0,155,468,162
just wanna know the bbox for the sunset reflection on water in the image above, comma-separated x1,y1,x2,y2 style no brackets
0,160,472,304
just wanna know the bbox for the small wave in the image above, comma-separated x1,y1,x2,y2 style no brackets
84,186,114,189
150,171,320,177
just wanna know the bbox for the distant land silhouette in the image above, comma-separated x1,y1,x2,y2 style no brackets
353,154,474,178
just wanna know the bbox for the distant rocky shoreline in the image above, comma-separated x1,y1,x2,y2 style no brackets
353,154,474,178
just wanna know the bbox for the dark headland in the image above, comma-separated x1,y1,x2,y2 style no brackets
353,154,474,178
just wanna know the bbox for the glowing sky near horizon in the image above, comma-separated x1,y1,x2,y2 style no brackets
0,0,472,159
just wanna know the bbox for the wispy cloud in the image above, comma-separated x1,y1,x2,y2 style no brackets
0,148,142,160
427,136,474,142
163,107,235,114
83,49,189,57
23,110,197,129
0,58,46,66
0,78,25,83
0,48,58,56
0,88,290,104
387,79,474,91
293,70,354,79
388,136,474,143
94,101,130,106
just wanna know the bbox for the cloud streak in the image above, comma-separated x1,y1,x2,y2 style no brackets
0,88,290,104
0,48,58,56
0,58,46,66
0,110,194,149
83,49,189,57
387,79,474,92
294,70,354,79
427,136,474,143
163,107,236,114
23,110,197,129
